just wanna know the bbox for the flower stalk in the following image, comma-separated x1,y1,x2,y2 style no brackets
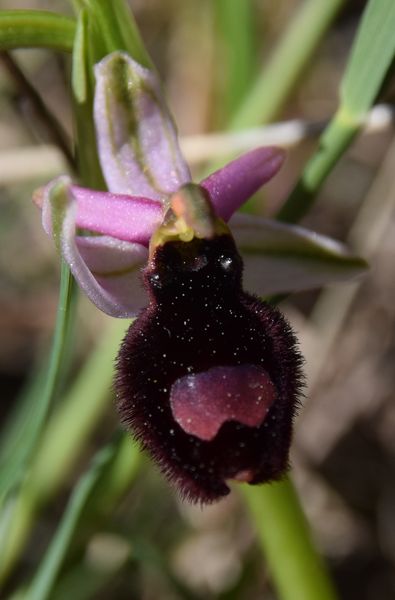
242,478,338,600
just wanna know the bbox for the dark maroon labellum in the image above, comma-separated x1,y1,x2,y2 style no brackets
115,233,303,503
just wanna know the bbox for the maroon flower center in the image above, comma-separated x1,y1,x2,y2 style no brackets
169,364,276,441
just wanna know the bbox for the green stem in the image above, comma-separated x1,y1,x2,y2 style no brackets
39,261,77,418
230,0,345,129
23,435,142,600
0,262,77,501
30,319,128,502
90,433,141,515
72,0,153,67
72,9,106,189
0,319,128,584
0,11,75,52
242,478,338,600
28,440,120,600
278,0,395,223
277,109,358,222
214,0,256,122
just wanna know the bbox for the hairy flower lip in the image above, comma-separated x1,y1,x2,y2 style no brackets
115,232,304,503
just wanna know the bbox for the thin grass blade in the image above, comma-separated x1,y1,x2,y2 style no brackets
0,11,75,52
278,0,395,222
27,439,121,600
0,263,77,502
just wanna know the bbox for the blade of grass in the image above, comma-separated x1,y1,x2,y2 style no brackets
0,11,75,52
72,0,153,67
230,0,345,129
112,0,153,68
0,370,43,471
214,0,256,122
72,9,105,189
204,0,344,178
0,319,128,584
89,433,141,514
27,439,121,600
0,262,77,502
340,0,395,118
278,0,395,223
72,9,89,104
26,320,128,504
25,435,195,600
241,478,338,600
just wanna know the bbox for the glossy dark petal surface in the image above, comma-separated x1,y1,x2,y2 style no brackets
115,235,303,503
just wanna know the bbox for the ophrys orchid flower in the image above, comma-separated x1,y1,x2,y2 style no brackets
36,52,366,502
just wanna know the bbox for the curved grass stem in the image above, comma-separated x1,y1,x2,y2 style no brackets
0,262,77,502
0,11,75,53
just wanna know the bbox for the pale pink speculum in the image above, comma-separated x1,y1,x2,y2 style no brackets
170,364,276,441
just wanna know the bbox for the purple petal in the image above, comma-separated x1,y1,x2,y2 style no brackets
201,147,285,221
94,52,191,201
75,236,148,317
230,213,368,295
41,183,162,246
41,178,148,317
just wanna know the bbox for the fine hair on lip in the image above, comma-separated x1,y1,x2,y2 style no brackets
115,232,303,503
